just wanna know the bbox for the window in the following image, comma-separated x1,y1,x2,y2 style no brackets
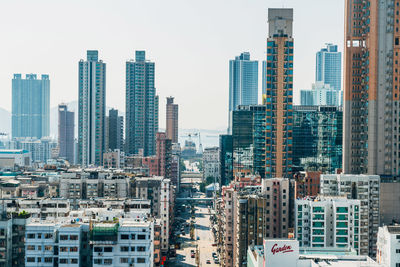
94,247,103,252
70,246,78,252
70,235,78,240
45,246,52,251
396,249,400,253
131,234,136,240
94,259,102,264
27,234,35,239
27,245,35,250
27,257,35,263
137,246,146,252
60,235,68,240
138,234,146,240
104,259,113,265
120,246,129,252
59,258,68,264
120,258,129,263
121,234,129,240
131,246,136,251
45,233,53,239
60,247,68,252
44,258,52,263
137,258,146,263
104,247,113,253
71,258,78,264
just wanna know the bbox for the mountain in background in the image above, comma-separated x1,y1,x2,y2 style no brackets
0,107,11,135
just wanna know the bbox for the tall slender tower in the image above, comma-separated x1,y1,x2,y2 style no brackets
78,50,106,166
263,8,294,178
12,74,50,139
343,0,400,176
126,51,158,156
166,97,179,143
228,52,258,133
58,104,74,164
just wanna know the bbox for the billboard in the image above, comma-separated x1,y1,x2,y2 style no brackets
264,239,299,267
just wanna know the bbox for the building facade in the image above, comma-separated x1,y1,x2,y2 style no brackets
12,74,50,139
320,174,380,257
58,104,75,164
78,50,106,166
316,43,342,91
295,197,361,254
219,134,233,187
343,0,400,176
232,105,266,178
376,225,400,266
292,105,343,173
264,8,294,178
106,108,124,152
203,147,220,183
126,51,158,157
166,97,178,143
228,52,258,133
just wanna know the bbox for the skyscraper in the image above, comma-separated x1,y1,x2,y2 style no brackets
166,97,178,143
58,104,74,164
78,50,106,166
232,105,266,178
343,0,400,176
126,51,158,156
264,8,294,178
12,74,50,139
228,52,258,133
106,108,124,152
316,43,342,91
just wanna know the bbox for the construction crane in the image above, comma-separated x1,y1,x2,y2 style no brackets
184,132,203,154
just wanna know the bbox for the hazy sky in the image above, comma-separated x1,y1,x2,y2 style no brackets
0,0,344,130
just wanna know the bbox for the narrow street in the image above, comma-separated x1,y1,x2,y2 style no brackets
170,186,219,267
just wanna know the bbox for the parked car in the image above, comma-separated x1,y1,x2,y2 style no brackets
206,260,211,264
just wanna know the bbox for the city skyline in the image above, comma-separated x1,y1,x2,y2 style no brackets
0,0,344,130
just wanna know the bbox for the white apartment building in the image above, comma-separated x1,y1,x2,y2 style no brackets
25,222,58,267
320,174,380,257
203,147,220,182
295,197,361,254
91,219,154,267
58,224,90,267
377,225,400,267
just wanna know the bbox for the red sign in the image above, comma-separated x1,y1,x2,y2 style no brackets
271,243,294,255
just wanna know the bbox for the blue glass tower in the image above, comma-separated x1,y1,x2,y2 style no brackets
12,74,50,139
228,52,258,133
316,44,342,91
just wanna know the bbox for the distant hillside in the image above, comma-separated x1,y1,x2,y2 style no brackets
0,107,11,135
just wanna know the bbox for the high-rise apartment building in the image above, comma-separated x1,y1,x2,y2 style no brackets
58,104,74,164
166,97,178,143
232,105,266,178
78,50,106,166
316,43,342,91
228,52,258,133
126,51,158,156
343,0,400,176
106,108,124,152
263,8,294,178
12,74,50,139
293,105,343,173
295,197,361,254
320,174,380,257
